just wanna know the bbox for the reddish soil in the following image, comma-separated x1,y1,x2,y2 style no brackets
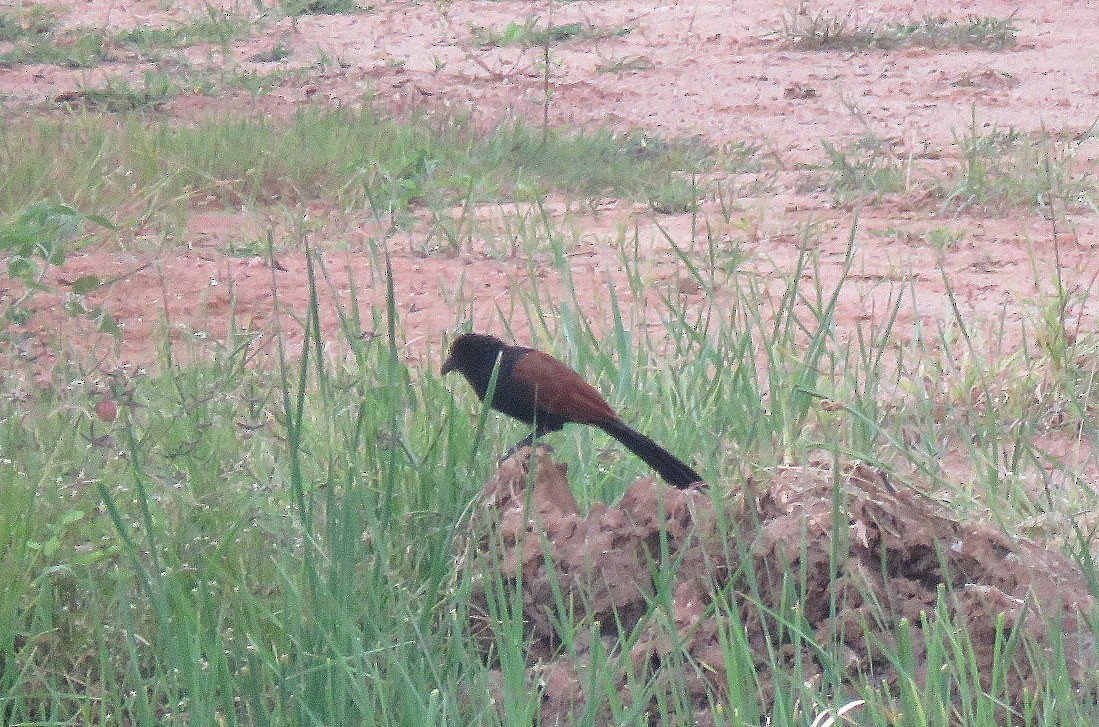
466,447,1096,722
3,0,1097,372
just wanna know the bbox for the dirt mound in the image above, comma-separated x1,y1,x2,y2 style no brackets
463,447,1096,724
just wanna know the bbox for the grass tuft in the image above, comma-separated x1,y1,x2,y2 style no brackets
472,19,632,48
115,7,258,51
802,114,1096,212
0,27,108,69
782,4,1017,52
280,0,364,16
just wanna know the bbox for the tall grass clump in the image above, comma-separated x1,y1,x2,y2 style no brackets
1,243,501,724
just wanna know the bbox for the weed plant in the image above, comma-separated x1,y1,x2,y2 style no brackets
0,3,260,69
0,203,117,336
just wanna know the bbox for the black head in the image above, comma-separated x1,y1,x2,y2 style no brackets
441,332,506,377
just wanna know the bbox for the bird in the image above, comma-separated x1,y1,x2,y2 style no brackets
441,332,703,489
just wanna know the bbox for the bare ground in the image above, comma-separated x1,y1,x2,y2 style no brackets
3,0,1097,370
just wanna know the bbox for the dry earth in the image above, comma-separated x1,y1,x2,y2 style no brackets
2,0,1097,370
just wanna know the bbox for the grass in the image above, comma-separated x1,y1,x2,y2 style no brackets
0,108,713,233
0,17,108,69
0,3,261,69
0,6,55,42
942,112,1098,213
595,54,654,74
115,7,259,51
56,71,183,112
249,44,292,63
471,20,632,48
802,133,912,200
782,4,1018,52
801,114,1096,212
53,64,311,112
279,0,364,15
1,207,1097,724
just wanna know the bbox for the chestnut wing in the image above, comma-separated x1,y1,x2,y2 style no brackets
512,349,617,425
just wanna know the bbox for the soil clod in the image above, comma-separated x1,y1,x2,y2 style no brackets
465,447,1096,724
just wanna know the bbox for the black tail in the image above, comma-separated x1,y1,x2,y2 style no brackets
599,419,703,489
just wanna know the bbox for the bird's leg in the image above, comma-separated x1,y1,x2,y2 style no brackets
500,428,554,461
501,432,535,461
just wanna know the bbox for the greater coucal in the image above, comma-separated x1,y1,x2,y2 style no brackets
441,332,703,488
